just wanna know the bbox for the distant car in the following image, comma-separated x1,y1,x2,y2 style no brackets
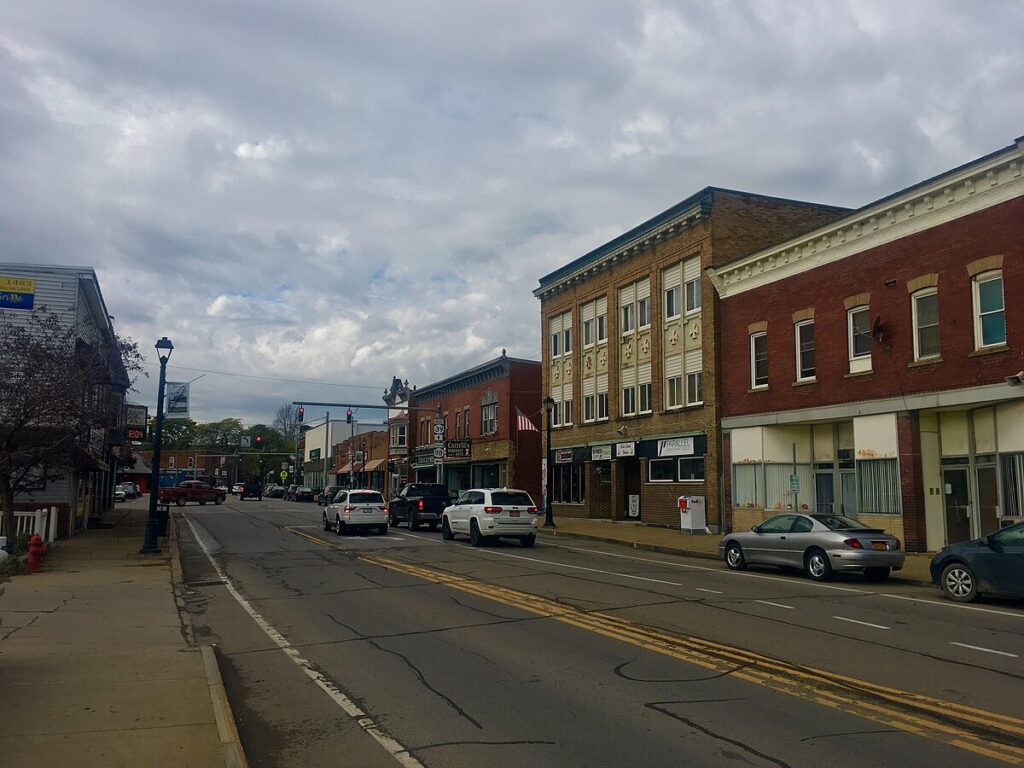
265,485,285,498
114,487,126,503
293,486,314,502
388,483,449,530
318,486,344,506
930,521,1024,602
119,482,138,499
323,489,388,535
441,488,539,547
159,480,227,507
215,484,229,495
239,480,263,501
283,484,299,501
231,483,244,495
718,513,904,582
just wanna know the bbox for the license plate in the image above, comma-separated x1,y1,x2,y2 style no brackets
871,542,887,551
509,510,520,517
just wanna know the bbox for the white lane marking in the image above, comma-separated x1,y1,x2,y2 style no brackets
949,642,1018,658
755,600,795,610
183,515,424,768
881,593,1024,620
696,588,723,595
290,525,322,529
833,616,891,630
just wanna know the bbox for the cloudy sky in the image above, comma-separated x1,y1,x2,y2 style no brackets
2,1,1021,427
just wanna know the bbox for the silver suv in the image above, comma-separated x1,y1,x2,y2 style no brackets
441,488,539,547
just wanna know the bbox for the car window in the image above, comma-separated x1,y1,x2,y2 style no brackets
791,516,813,533
455,493,470,505
993,525,1024,546
350,492,384,504
333,492,347,503
410,484,449,497
467,491,485,505
758,515,797,534
811,515,862,530
491,491,534,506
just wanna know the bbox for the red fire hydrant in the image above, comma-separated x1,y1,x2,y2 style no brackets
26,534,48,573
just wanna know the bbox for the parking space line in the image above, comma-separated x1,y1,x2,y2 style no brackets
833,616,890,630
755,600,795,610
882,594,1024,619
696,588,723,595
950,642,1018,658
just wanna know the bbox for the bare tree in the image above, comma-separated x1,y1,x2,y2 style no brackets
273,403,300,440
0,308,142,545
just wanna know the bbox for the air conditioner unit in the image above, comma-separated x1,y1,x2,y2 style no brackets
999,517,1024,528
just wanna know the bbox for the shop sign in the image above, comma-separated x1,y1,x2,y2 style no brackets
615,441,635,457
591,445,612,461
555,449,574,464
0,276,36,310
658,437,695,456
445,440,471,459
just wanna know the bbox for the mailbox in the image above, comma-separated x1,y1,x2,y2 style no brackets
678,495,707,534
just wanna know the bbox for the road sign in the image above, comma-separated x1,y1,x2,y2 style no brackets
240,436,251,448
433,447,445,459
789,474,800,492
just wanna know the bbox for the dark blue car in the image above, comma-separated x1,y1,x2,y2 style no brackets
930,521,1024,602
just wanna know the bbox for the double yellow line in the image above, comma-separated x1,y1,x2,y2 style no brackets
362,555,1024,765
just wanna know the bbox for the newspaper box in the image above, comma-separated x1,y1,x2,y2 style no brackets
678,495,707,534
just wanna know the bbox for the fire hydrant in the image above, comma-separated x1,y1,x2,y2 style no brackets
26,534,48,573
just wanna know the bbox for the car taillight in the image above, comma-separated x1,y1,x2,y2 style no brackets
483,506,502,514
843,538,864,549
344,506,353,513
378,506,386,511
527,507,539,514
418,499,424,510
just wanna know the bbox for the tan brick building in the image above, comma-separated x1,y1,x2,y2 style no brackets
534,188,849,530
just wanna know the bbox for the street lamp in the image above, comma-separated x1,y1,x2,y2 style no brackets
141,336,173,554
542,396,556,528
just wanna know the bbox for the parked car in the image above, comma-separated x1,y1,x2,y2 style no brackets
114,487,126,502
929,521,1024,602
265,484,285,498
293,486,315,502
214,484,230,495
388,483,449,530
239,480,263,501
318,486,344,506
718,513,904,582
159,480,227,507
119,482,139,499
323,489,388,535
441,488,539,547
231,483,244,495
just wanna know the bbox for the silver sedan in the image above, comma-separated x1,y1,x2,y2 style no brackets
718,513,904,582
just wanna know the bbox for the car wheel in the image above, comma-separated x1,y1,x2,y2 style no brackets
724,543,747,570
469,519,485,547
379,525,388,535
322,513,331,532
258,496,262,501
409,513,419,531
805,548,833,581
239,495,245,502
335,515,346,536
941,562,978,602
214,496,224,505
175,496,186,507
388,512,398,528
863,567,891,582
441,517,455,541
520,533,536,548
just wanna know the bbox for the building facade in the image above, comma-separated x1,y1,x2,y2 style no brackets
535,189,850,530
709,137,1024,551
408,353,542,503
0,264,128,538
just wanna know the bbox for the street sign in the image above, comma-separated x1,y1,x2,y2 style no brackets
789,474,800,492
433,447,445,459
240,436,251,448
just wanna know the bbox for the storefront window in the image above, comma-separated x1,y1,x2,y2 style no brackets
553,463,584,503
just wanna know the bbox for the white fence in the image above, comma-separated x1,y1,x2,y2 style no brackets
0,507,58,542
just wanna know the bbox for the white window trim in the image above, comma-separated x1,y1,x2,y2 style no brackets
638,382,652,414
665,285,681,321
638,296,651,330
795,319,816,382
583,318,594,348
621,304,634,336
686,371,704,406
563,327,573,355
685,277,702,315
597,314,608,343
847,305,872,373
621,386,637,416
583,394,595,423
666,375,683,410
562,397,573,426
973,271,1006,350
911,288,940,361
677,457,706,483
648,458,675,483
750,332,768,389
597,391,609,421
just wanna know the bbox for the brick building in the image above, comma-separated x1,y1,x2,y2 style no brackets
408,353,542,503
709,136,1024,551
328,427,390,492
534,189,849,530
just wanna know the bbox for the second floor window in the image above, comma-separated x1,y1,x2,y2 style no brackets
391,424,407,448
848,306,871,360
912,289,940,360
750,332,768,388
455,410,462,438
621,386,637,416
665,285,681,320
795,320,815,380
481,402,498,434
621,303,634,334
583,318,594,346
974,272,1005,349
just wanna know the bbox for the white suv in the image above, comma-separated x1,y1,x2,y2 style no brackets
323,489,388,536
441,488,539,547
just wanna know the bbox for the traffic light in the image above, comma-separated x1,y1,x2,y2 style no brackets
297,406,304,422
255,434,264,450
346,408,353,424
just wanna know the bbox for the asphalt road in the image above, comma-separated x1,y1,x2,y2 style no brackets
176,496,1024,768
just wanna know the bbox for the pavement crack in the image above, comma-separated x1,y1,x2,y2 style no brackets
412,739,556,752
448,594,520,620
800,729,902,742
614,657,755,683
364,638,483,730
0,614,39,640
645,701,793,768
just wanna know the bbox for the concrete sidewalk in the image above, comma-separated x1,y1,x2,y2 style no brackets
536,516,935,583
0,503,244,768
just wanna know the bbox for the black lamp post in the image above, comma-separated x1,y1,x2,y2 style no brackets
141,336,173,554
542,396,556,528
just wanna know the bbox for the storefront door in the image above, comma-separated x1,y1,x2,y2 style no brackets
815,473,834,514
943,468,972,544
976,466,999,537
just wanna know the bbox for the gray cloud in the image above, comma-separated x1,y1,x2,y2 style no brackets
2,0,1021,425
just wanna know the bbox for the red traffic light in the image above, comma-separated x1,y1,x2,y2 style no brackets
297,406,304,422
255,434,263,449
346,408,353,424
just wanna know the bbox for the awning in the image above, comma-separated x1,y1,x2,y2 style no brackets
328,465,346,475
334,463,353,474
361,459,385,472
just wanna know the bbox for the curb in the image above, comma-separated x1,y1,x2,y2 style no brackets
201,644,250,768
168,512,196,647
536,527,935,585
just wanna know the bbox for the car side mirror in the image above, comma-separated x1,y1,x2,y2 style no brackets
751,525,760,534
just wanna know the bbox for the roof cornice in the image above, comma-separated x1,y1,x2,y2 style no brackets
708,137,1024,299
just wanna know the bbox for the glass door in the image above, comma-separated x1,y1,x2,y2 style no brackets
815,473,835,514
943,468,972,544
840,471,858,518
976,466,999,537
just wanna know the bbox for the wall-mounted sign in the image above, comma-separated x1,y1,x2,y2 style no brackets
555,449,574,464
446,440,471,459
658,437,695,457
615,442,635,458
125,404,148,427
309,448,321,460
591,445,612,461
0,276,36,310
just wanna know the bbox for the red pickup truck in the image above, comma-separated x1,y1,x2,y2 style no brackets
159,480,227,507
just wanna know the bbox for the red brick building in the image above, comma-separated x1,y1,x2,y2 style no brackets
535,188,849,530
709,136,1024,551
408,353,542,504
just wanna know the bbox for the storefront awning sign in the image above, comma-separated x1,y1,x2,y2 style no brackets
591,445,612,461
658,437,695,456
555,449,574,464
615,441,635,457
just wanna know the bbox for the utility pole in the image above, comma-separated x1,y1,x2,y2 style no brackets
323,411,329,490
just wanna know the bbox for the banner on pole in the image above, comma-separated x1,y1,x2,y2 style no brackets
165,382,190,419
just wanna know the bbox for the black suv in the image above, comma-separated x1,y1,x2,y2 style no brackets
240,480,263,501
